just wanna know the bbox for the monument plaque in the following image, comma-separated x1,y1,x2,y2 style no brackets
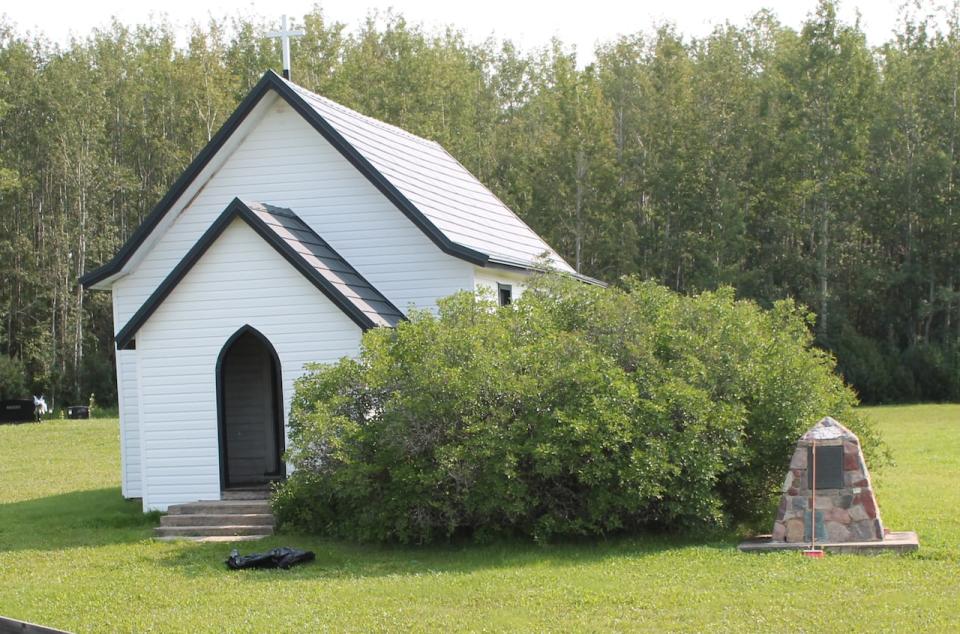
807,444,843,490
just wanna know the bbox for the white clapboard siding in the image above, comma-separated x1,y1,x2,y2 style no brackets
115,349,142,498
474,267,530,302
111,96,472,331
135,219,362,511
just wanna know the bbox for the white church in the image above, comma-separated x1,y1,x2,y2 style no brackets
82,68,598,512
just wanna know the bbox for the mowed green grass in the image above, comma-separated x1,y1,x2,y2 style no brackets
0,404,957,632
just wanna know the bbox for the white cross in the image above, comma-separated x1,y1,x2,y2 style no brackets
266,15,305,81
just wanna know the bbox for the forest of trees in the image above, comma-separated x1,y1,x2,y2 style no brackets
0,0,958,407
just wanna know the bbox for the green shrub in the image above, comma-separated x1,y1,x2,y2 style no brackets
0,355,28,400
79,353,117,406
831,326,892,403
946,339,960,401
275,276,879,543
886,360,920,403
902,344,953,402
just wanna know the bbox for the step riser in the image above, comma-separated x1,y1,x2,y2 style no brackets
160,514,275,527
158,497,276,539
168,502,271,516
155,525,275,537
222,490,272,500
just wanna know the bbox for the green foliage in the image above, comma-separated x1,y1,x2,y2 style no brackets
831,328,960,403
831,327,893,403
2,1,960,407
901,344,955,401
1,406,959,631
0,354,27,400
77,353,117,406
276,276,876,543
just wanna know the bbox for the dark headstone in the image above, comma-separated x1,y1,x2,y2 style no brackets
67,406,90,419
0,399,35,423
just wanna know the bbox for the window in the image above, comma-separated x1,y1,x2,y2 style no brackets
497,283,513,306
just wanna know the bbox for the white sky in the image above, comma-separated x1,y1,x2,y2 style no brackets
3,0,907,61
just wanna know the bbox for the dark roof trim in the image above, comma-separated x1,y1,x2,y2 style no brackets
82,70,488,289
82,72,279,288
248,201,405,328
271,76,489,267
114,198,401,348
485,256,608,287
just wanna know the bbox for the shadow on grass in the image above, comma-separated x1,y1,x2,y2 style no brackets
157,530,741,582
0,487,157,551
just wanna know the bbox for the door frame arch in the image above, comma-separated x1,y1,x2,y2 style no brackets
215,324,285,490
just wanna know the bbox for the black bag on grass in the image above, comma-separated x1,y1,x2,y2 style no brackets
226,547,315,570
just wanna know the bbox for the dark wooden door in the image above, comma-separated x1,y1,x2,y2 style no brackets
220,330,282,488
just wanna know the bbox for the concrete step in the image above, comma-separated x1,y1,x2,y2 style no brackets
167,500,271,516
160,513,275,527
155,524,275,538
157,494,277,540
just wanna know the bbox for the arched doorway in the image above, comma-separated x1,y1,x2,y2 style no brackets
216,326,285,490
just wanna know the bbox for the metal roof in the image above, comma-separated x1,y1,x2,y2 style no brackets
282,78,577,275
82,71,597,290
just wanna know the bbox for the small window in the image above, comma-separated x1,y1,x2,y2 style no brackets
497,283,513,306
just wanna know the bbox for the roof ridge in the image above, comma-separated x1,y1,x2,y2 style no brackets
246,200,297,218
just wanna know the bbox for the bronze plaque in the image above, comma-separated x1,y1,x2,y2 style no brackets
807,445,844,489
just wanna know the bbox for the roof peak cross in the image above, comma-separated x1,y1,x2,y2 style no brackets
266,15,305,81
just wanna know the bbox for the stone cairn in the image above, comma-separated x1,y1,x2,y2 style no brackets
772,416,884,544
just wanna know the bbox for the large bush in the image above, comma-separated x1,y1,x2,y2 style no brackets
0,355,28,401
275,276,879,543
830,326,893,404
830,330,960,403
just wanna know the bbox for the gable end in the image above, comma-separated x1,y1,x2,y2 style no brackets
114,198,404,348
81,70,488,289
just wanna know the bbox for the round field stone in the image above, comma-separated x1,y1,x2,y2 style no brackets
825,521,851,542
785,518,805,542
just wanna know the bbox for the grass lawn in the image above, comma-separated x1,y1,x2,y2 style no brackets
0,404,958,632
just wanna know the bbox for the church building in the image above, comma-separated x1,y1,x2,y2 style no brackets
82,70,596,512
